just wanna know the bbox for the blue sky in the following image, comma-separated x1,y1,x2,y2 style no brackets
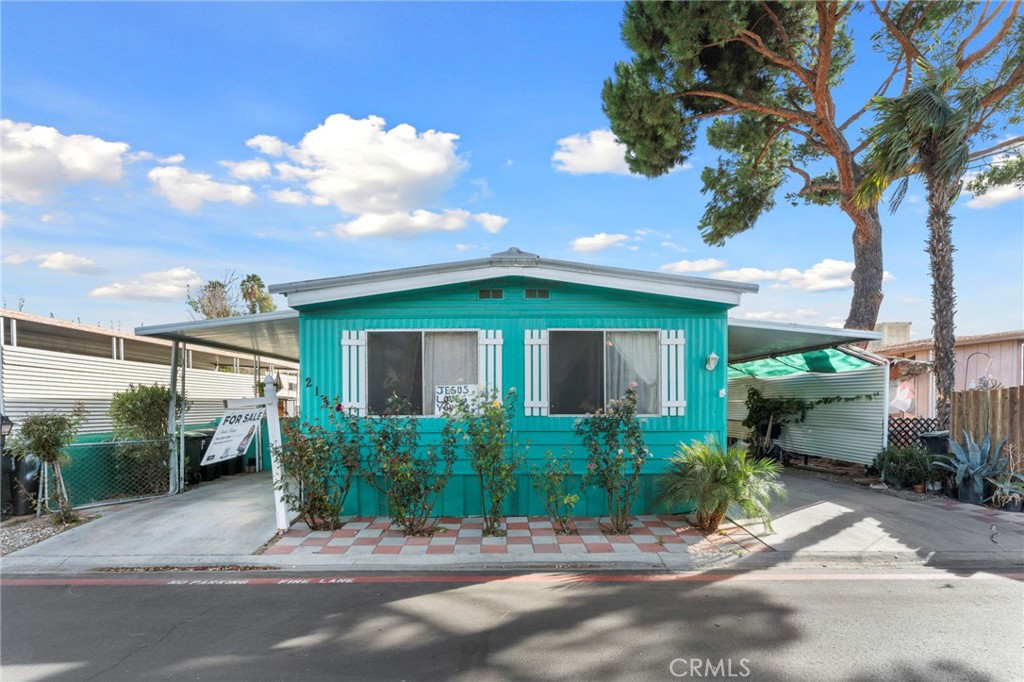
2,2,1022,337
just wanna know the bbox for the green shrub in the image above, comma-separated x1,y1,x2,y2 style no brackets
276,416,361,531
450,389,524,536
13,405,86,524
532,450,579,534
575,385,650,534
874,445,936,489
656,438,786,534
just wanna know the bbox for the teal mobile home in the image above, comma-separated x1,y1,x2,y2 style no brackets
267,248,757,517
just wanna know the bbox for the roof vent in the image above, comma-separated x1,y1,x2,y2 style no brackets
490,247,540,266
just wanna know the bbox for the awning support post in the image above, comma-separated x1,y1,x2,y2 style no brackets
168,341,180,495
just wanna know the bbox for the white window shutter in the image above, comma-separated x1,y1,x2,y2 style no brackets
340,330,367,416
524,329,549,416
660,330,686,416
478,330,503,396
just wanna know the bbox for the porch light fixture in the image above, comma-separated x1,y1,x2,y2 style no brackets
0,414,12,438
706,352,720,371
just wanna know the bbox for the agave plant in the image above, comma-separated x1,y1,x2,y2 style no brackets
934,430,1008,504
656,438,786,534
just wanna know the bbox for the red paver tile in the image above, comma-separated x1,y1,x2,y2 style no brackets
527,516,548,522
456,537,482,545
556,535,584,544
606,535,634,544
636,543,666,553
462,522,484,529
506,522,530,530
481,545,508,554
440,517,461,524
283,529,310,538
263,546,295,555
383,530,406,538
531,528,556,536
584,544,614,553
658,534,684,544
353,537,379,546
532,545,562,554
367,522,391,530
426,545,455,554
507,536,533,545
331,529,359,538
372,545,402,555
676,528,703,537
318,546,348,554
405,537,431,546
301,537,330,546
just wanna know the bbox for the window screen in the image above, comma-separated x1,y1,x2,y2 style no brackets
423,332,478,415
367,331,478,415
368,332,423,414
549,331,604,415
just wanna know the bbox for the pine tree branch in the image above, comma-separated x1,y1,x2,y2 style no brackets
958,1,1020,73
678,90,815,124
757,1,798,64
968,136,1024,161
754,125,786,169
871,0,927,68
814,1,838,120
955,0,999,66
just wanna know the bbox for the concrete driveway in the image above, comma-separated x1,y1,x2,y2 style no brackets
5,473,277,569
737,470,1024,567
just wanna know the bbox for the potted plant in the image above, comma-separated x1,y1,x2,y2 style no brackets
933,430,1008,505
986,472,1024,512
11,405,86,524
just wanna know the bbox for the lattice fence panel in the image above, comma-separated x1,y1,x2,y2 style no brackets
888,416,939,449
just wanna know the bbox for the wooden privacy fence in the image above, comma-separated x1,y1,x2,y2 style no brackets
952,387,1023,472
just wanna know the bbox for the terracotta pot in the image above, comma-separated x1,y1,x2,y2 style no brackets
912,484,926,494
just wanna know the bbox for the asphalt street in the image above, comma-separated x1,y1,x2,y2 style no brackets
2,568,1022,682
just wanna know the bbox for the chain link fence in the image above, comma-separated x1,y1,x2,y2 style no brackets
43,439,172,512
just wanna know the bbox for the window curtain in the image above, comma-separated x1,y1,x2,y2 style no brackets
423,332,478,415
606,331,659,414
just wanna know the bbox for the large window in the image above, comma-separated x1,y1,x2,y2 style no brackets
548,330,659,415
367,331,478,415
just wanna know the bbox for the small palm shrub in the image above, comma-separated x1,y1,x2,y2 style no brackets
656,438,786,534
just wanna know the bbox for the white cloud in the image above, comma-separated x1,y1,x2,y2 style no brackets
741,308,819,321
660,241,688,253
966,145,1024,208
268,188,311,205
3,254,30,265
553,129,631,175
711,259,894,292
1,119,130,203
41,213,54,223
967,183,1024,208
247,113,467,215
37,252,104,274
221,158,272,181
473,213,507,234
148,166,256,212
661,258,727,274
571,232,630,253
456,243,485,252
90,267,202,300
335,209,473,239
128,151,185,164
468,178,494,203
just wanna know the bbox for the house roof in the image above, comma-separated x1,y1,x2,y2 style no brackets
268,247,760,308
876,329,1024,354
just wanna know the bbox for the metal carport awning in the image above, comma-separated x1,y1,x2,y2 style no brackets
135,310,300,363
727,319,880,364
138,312,878,368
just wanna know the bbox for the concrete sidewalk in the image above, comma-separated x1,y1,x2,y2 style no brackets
3,469,1023,574
733,470,1024,569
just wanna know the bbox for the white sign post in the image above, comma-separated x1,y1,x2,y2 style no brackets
224,373,289,532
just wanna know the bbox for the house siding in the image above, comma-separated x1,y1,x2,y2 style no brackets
297,276,731,516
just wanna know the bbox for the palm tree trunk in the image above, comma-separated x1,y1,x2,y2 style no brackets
925,169,959,431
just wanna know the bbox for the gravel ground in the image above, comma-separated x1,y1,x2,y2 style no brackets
1,514,93,556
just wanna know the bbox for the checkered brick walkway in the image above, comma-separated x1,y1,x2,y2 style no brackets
262,515,773,558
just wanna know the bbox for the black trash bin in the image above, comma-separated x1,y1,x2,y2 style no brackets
919,430,951,456
191,429,220,481
183,432,207,485
12,454,41,516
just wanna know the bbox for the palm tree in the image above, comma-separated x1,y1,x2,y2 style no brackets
240,274,266,315
858,62,982,430
656,438,786,534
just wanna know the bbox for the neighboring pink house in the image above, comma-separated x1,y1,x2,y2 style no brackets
877,330,1024,418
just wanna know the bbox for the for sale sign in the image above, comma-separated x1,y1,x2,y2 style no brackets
200,407,267,465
